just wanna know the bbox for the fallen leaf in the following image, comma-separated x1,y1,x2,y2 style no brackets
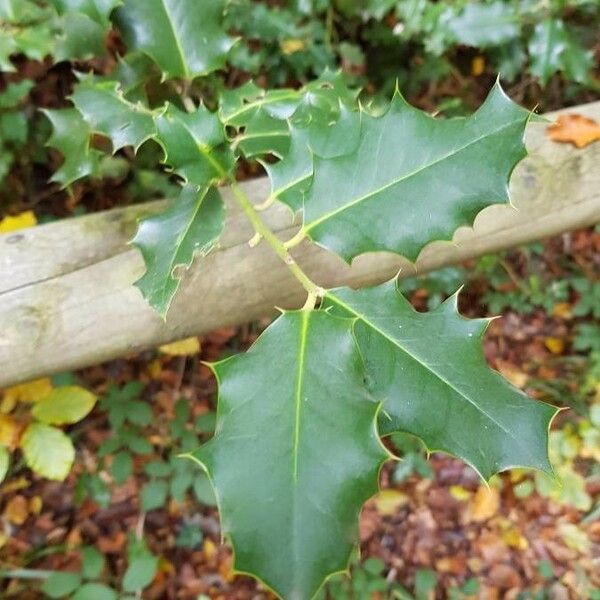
495,360,528,388
558,523,590,554
547,114,600,149
4,494,29,525
159,337,200,356
3,378,53,404
29,496,43,515
545,337,565,354
552,302,572,319
0,210,36,233
0,415,22,449
280,39,305,54
468,486,500,522
449,485,472,501
471,56,485,76
372,489,409,515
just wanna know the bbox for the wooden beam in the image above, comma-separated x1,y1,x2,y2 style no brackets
1,102,599,387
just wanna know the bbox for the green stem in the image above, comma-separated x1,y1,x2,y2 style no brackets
228,181,324,300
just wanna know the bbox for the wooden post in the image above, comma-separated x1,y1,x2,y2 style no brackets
1,102,599,387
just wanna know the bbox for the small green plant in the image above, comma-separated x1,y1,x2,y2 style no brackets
76,383,216,511
40,537,158,599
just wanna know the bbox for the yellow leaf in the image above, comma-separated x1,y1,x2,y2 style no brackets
4,494,28,525
280,39,305,54
203,538,217,560
29,495,43,515
545,337,565,354
449,485,472,501
501,525,529,550
0,210,36,233
0,415,21,449
147,359,163,379
373,489,409,515
552,302,572,319
471,56,485,76
468,486,500,522
3,378,53,404
159,337,200,356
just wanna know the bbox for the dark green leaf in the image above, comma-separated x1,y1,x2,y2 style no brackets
325,281,558,479
445,2,519,48
141,479,168,511
155,103,234,186
188,310,388,599
301,83,530,263
115,0,235,80
111,451,134,484
123,538,158,592
132,185,225,316
81,545,105,579
71,77,156,151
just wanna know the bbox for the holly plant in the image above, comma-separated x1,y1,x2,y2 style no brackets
20,1,561,598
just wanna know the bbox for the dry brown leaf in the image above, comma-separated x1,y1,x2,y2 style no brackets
547,114,600,149
496,360,528,389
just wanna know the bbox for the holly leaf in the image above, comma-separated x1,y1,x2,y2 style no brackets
132,185,225,316
301,82,531,263
186,310,388,599
43,108,101,187
155,103,235,187
325,281,558,480
71,77,156,152
445,2,519,48
114,0,236,80
528,20,593,86
51,0,121,26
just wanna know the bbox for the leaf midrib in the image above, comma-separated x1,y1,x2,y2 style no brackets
304,116,524,233
159,0,189,79
326,293,517,442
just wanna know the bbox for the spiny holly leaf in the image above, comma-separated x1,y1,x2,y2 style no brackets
71,77,156,151
301,82,530,263
155,103,235,187
263,103,361,213
444,2,519,48
187,310,388,599
43,108,102,187
132,185,225,316
220,75,360,212
325,281,558,480
114,0,236,80
528,20,594,86
51,0,121,26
